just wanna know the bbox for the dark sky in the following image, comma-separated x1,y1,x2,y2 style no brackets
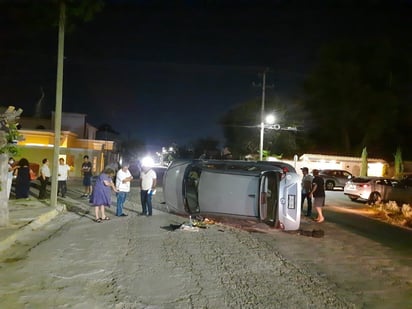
1,0,411,150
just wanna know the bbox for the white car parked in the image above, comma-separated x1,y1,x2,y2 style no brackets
344,176,412,205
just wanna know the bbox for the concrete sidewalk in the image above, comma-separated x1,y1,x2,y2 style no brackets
0,178,189,255
0,179,92,254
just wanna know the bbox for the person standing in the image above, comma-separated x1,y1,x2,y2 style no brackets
221,146,233,159
90,167,118,223
300,167,314,217
139,164,157,216
57,158,70,198
38,158,51,200
310,169,326,223
15,158,31,199
115,163,133,217
7,157,18,199
81,155,93,198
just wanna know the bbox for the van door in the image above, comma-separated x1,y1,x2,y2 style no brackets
259,171,280,225
183,165,201,214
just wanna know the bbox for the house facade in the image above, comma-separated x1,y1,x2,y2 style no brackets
297,153,388,177
267,153,388,177
15,112,119,178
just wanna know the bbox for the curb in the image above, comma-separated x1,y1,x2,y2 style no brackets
27,204,66,229
0,204,66,254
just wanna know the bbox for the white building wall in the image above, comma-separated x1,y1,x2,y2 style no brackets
267,153,388,177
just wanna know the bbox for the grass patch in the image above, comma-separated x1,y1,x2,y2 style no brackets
367,201,412,229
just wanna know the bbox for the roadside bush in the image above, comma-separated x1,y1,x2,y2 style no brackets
400,204,412,228
385,201,402,213
369,201,412,228
401,204,412,219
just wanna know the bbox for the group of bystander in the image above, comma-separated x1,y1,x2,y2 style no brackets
89,160,157,223
301,167,326,223
39,157,70,199
7,154,157,223
6,156,71,200
7,156,71,200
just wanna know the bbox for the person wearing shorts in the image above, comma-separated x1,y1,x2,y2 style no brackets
81,155,93,198
309,169,326,223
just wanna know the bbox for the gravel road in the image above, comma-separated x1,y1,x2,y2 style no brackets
0,187,411,308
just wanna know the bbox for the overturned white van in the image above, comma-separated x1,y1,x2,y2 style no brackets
163,160,301,231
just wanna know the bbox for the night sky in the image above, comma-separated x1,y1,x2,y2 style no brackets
1,0,411,150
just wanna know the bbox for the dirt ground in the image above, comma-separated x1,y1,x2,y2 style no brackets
190,206,412,308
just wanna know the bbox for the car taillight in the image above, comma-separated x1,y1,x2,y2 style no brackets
280,167,289,180
358,184,370,188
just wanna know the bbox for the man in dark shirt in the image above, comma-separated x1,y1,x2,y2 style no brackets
309,169,326,223
81,155,93,198
301,167,314,217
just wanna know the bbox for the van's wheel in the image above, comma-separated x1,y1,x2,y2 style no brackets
325,181,335,190
368,192,382,205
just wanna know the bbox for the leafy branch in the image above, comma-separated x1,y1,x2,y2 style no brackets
0,106,24,156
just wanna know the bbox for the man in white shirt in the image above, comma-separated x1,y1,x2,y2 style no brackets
301,167,314,217
139,164,157,216
57,158,70,198
7,157,18,199
39,158,51,199
115,163,133,217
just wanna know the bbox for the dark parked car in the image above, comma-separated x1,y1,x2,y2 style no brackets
344,176,412,205
319,169,352,190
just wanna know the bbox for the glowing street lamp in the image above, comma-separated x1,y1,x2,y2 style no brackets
265,114,275,126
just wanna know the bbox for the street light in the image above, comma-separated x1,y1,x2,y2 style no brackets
259,113,275,161
265,114,275,126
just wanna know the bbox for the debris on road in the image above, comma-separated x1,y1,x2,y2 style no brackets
297,229,325,238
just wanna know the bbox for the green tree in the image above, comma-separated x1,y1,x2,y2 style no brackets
393,147,403,180
302,39,412,158
220,97,302,159
0,107,24,154
121,138,145,163
360,147,368,177
191,137,220,159
98,124,119,135
0,106,24,226
0,0,104,31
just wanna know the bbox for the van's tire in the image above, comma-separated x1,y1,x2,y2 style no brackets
325,181,335,191
348,196,358,201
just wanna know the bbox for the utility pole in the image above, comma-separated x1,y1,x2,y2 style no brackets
253,68,273,161
259,70,267,161
51,1,65,207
